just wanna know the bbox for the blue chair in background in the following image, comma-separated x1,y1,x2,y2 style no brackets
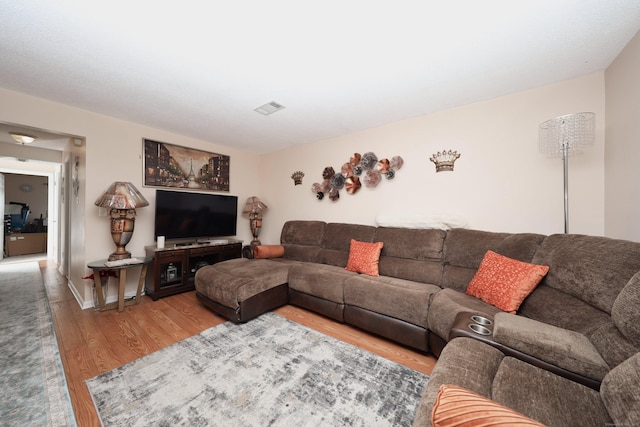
7,202,30,232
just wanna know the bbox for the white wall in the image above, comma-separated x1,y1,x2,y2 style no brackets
0,88,261,307
605,29,640,241
258,73,606,245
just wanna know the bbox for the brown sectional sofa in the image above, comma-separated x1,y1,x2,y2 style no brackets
194,220,640,426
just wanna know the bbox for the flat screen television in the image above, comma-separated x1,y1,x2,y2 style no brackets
154,190,238,242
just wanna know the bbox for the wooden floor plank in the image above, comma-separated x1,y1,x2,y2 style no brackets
40,261,436,426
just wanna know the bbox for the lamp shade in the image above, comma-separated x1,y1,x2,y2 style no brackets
95,182,149,209
539,112,595,158
242,196,267,214
538,112,595,234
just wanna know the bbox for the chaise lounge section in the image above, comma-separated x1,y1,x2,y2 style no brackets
194,219,640,425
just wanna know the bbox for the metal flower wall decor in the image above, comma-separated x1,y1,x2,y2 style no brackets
312,152,404,201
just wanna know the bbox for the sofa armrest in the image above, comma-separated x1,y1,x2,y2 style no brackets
242,245,254,259
493,312,609,381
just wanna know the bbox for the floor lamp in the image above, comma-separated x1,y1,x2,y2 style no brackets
539,112,595,234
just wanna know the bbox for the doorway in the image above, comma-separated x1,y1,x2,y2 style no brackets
0,121,82,272
0,169,59,263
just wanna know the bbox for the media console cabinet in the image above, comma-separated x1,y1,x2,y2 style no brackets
145,240,242,300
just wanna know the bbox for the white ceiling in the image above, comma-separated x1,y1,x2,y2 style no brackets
1,1,640,154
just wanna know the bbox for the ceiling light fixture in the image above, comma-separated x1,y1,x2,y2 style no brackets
10,132,37,144
254,101,285,116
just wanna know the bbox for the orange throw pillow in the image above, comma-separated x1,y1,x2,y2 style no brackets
465,250,549,314
345,239,384,276
432,384,547,427
253,245,285,259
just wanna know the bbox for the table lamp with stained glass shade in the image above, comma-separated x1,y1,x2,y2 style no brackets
95,182,149,261
242,196,267,246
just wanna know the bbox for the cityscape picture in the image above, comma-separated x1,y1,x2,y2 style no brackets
143,138,230,192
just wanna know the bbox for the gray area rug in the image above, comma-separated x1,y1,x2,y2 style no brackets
0,261,76,426
86,312,428,426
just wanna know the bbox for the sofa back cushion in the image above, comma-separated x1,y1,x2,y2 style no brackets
280,220,326,262
531,234,640,314
612,271,640,348
577,272,640,370
318,223,377,267
442,229,546,293
518,285,610,335
600,352,640,427
374,227,445,284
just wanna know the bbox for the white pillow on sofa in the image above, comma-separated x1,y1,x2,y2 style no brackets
375,211,468,230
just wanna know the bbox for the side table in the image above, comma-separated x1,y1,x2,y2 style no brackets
87,257,153,312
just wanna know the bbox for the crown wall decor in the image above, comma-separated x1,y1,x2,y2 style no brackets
430,150,461,172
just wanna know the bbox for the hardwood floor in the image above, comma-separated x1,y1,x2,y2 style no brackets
41,261,436,426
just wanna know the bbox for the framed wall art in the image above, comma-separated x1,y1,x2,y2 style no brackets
143,138,230,192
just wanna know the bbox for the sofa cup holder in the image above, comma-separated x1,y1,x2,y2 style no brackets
470,315,493,326
468,323,491,336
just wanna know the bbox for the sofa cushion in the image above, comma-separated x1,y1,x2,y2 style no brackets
492,313,609,381
492,357,611,427
442,229,546,293
344,275,439,327
427,288,501,341
612,270,640,348
280,220,325,262
345,239,384,276
194,258,291,309
317,223,376,267
375,227,445,284
600,352,640,427
431,384,546,427
587,266,640,369
415,338,611,427
588,321,639,370
465,250,549,314
518,284,611,335
288,263,356,303
531,234,640,314
413,338,506,426
280,220,325,246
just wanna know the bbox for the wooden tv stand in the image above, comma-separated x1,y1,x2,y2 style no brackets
144,240,242,300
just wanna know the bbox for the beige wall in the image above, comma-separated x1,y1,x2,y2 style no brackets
3,173,49,220
605,29,640,241
258,73,606,245
0,70,615,308
0,88,261,308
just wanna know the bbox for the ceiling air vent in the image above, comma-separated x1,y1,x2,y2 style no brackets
254,101,285,116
